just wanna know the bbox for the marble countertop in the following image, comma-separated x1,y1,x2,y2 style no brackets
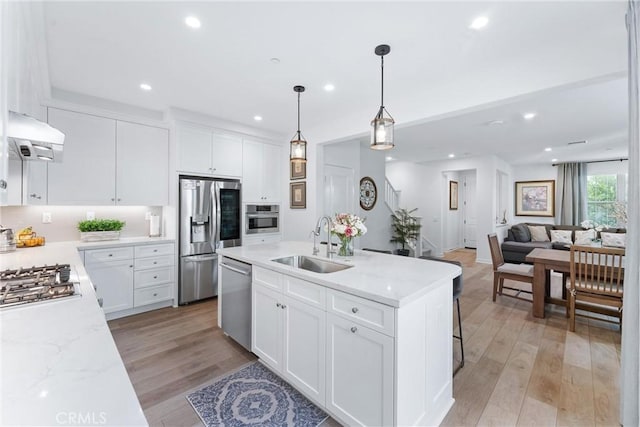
219,241,461,307
0,238,172,426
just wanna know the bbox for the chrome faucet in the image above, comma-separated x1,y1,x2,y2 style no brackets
315,216,334,259
309,230,320,255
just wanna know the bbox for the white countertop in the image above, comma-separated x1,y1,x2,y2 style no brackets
219,241,461,307
0,238,172,426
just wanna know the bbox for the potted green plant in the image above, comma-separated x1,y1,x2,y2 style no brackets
390,208,422,256
78,219,125,242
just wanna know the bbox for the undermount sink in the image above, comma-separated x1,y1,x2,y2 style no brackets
271,255,352,274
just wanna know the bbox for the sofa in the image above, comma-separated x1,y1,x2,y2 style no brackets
501,222,626,264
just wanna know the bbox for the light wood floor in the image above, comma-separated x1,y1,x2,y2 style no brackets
109,249,621,426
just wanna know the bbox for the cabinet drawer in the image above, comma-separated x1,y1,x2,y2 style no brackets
327,290,395,337
135,243,174,258
134,267,174,289
134,284,172,307
85,246,134,265
135,255,174,270
253,266,282,291
283,275,325,309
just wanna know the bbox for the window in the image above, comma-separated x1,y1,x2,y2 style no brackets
586,173,627,226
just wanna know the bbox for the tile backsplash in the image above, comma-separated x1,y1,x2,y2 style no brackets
0,206,163,242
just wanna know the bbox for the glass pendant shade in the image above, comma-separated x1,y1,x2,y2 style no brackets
370,106,394,150
290,85,307,163
290,132,307,163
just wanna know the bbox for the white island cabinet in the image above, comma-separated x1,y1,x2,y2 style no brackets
219,241,459,427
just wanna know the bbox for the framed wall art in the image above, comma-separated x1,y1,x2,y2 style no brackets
515,180,555,217
290,181,306,209
449,181,458,210
290,161,306,180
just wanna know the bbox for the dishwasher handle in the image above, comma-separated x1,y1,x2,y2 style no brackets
220,262,251,276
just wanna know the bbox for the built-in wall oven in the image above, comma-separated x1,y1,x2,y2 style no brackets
245,204,279,234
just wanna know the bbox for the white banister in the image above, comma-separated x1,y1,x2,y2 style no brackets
385,178,400,213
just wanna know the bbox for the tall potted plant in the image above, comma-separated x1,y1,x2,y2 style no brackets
390,208,421,256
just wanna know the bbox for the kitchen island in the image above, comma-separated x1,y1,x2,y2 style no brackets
0,239,169,427
219,241,461,427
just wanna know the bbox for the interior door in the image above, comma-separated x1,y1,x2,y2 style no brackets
323,164,355,217
463,173,477,248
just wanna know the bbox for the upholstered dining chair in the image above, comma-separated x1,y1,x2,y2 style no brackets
418,256,464,375
567,245,625,332
487,234,534,302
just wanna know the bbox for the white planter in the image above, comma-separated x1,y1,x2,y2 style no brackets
80,231,121,242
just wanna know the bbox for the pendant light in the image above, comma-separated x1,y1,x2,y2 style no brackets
290,85,307,163
370,44,394,150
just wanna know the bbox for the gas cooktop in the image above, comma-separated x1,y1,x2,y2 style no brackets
0,264,81,309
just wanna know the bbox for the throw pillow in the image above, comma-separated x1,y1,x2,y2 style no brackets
601,232,626,248
574,229,596,245
528,225,550,242
511,224,531,242
550,229,572,244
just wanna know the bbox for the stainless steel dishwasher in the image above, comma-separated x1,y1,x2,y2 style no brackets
220,257,252,351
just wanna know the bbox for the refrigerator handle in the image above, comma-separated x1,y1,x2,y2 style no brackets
212,182,220,249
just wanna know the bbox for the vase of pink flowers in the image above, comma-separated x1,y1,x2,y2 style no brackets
331,213,367,257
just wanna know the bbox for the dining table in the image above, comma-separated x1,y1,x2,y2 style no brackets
525,248,571,318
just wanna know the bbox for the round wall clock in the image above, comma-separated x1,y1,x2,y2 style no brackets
359,176,377,210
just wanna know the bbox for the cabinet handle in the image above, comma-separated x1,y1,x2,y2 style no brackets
129,265,133,268
351,326,358,333
153,275,158,279
30,193,41,199
351,307,359,313
108,254,113,257
153,261,157,264
276,303,281,308
111,198,115,201
117,198,121,202
97,297,103,307
153,293,158,297
153,249,158,252
281,304,286,309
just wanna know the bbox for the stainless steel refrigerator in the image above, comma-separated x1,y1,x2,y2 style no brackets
179,176,241,304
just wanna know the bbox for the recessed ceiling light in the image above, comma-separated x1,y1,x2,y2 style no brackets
469,16,489,30
324,83,335,92
448,154,455,158
385,156,394,161
253,115,262,121
270,58,280,64
185,16,201,29
139,83,152,91
523,112,537,120
551,158,558,162
544,147,552,152
488,120,504,126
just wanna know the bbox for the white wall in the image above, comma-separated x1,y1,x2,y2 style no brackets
387,155,512,263
442,170,461,251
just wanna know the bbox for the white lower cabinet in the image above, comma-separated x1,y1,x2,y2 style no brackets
83,242,175,319
250,266,454,426
252,268,326,404
326,313,394,426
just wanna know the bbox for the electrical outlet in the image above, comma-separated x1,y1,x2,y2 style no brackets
145,211,152,220
42,212,52,224
86,211,95,220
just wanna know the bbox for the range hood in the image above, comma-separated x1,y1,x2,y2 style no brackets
7,111,65,162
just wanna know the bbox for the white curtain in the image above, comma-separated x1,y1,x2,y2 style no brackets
622,2,640,425
555,162,587,225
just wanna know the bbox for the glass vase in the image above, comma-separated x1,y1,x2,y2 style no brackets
338,236,354,257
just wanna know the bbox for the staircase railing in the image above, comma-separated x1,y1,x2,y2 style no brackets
385,178,400,213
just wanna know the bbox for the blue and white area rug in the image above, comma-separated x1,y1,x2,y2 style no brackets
186,362,329,426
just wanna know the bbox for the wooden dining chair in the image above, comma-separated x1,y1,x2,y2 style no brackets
567,245,625,332
487,234,534,302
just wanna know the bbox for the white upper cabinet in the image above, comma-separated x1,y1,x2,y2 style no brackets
47,108,117,205
47,108,169,206
242,139,282,203
177,124,242,177
116,121,169,205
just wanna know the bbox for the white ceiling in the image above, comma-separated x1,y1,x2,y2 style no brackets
42,1,629,165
